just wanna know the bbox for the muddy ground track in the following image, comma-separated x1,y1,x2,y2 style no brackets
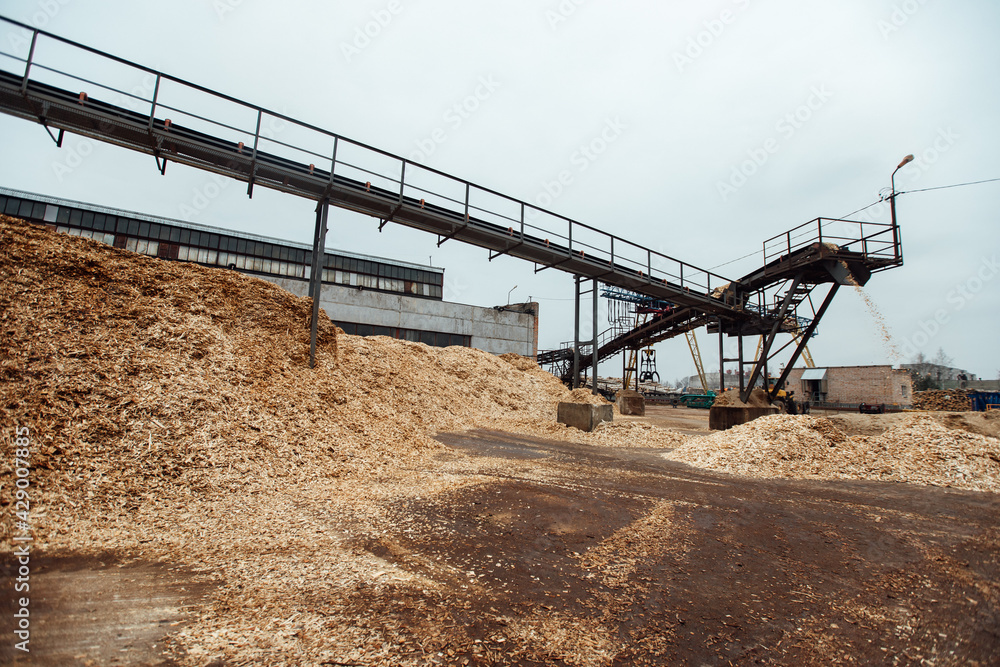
333,430,1000,666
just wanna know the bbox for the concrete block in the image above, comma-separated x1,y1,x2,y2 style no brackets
709,406,778,431
616,390,645,416
558,402,613,432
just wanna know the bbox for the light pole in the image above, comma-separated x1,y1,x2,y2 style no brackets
890,154,914,261
507,285,518,305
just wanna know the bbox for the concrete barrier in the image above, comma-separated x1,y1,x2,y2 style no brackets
709,405,778,431
558,402,613,432
616,390,645,416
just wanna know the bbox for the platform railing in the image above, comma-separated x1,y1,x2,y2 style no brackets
0,15,735,300
761,217,901,268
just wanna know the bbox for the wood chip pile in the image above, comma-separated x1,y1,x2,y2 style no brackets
0,215,697,663
712,387,771,408
0,216,669,522
912,389,974,412
665,414,1000,492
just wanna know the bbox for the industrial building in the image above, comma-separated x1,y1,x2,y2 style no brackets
1,187,539,357
784,365,913,408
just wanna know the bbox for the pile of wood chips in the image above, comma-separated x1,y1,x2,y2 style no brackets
712,387,771,408
4,213,1000,665
913,389,974,411
0,215,694,664
666,414,1000,493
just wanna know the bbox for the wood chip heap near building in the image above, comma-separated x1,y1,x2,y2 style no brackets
2,213,1000,665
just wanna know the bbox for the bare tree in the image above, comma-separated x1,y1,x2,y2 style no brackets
906,350,946,391
932,347,953,370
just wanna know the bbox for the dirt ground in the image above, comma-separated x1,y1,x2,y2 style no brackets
623,405,713,436
1,556,215,666
352,429,1000,665
5,419,1000,666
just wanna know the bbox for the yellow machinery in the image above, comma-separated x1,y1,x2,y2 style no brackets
685,330,709,393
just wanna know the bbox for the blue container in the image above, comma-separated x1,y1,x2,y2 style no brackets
970,392,1000,412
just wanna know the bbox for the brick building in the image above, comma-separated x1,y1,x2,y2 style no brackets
784,365,913,408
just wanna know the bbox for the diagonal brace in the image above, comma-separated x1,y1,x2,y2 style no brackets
741,274,802,403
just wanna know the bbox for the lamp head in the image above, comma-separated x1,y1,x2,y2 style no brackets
896,154,915,170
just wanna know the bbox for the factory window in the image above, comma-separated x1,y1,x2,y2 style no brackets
95,213,108,230
5,198,22,215
32,202,45,218
158,243,179,260
127,219,139,236
78,211,93,228
208,234,220,250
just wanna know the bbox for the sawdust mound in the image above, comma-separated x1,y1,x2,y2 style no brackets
568,387,612,405
0,215,684,542
712,387,771,408
666,414,1000,492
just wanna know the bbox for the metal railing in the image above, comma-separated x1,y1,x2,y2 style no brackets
762,217,901,268
0,15,734,299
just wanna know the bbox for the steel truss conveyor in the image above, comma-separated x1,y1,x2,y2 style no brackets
0,17,738,315
0,16,903,397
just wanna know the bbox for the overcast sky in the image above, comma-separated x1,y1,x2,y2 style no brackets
1,0,998,384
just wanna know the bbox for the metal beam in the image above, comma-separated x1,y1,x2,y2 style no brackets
573,276,581,389
592,278,599,395
718,322,725,392
770,283,839,398
741,274,802,403
309,198,330,368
